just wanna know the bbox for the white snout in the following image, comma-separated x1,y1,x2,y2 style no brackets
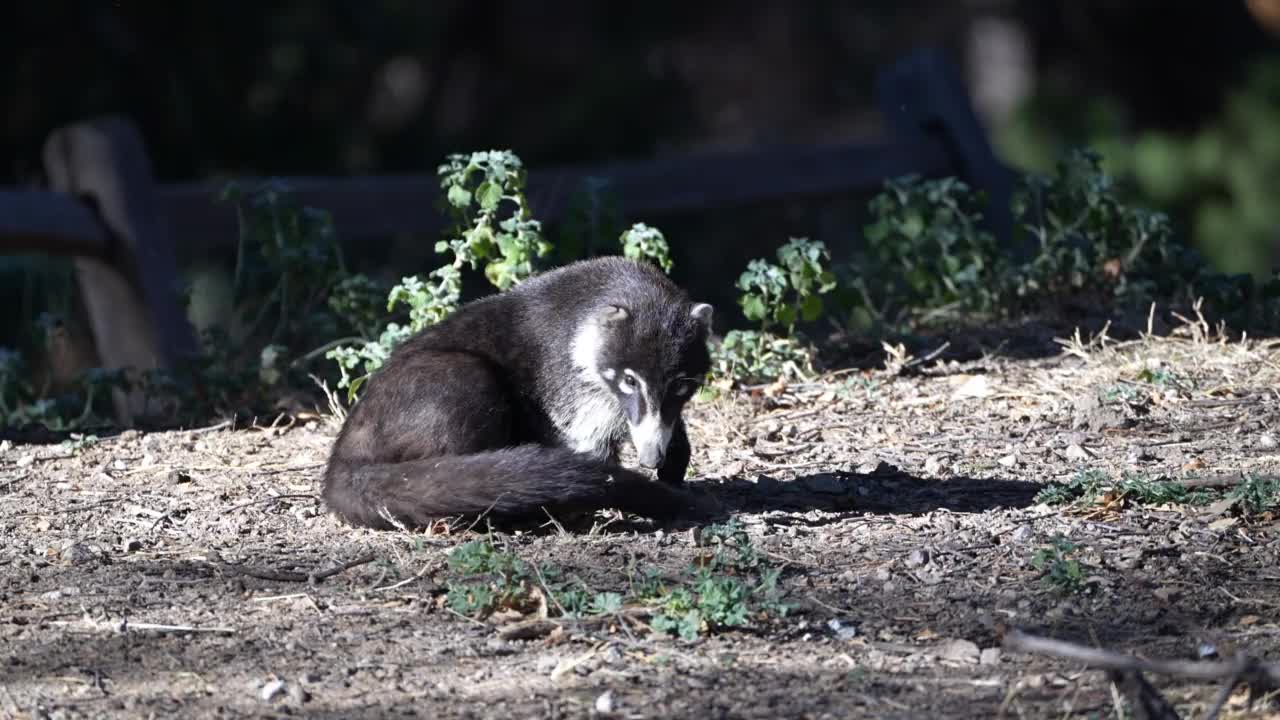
630,412,674,469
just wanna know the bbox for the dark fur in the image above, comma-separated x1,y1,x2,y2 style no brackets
322,256,712,530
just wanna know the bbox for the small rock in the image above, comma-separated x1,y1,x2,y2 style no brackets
41,587,79,601
288,683,311,705
536,655,560,675
826,618,858,641
906,549,930,568
937,638,981,664
0,440,10,453
980,648,1002,665
122,538,143,553
111,459,127,471
1064,443,1090,461
594,690,615,714
1010,525,1034,543
167,470,192,485
484,638,515,655
1126,444,1148,465
260,678,286,703
873,567,892,582
299,671,321,684
60,542,100,566
1260,434,1277,449
997,453,1019,468
16,454,34,468
923,455,945,475
600,645,623,665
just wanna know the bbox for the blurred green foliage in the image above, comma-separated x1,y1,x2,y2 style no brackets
998,55,1280,277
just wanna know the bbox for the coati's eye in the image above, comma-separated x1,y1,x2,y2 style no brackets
618,372,638,394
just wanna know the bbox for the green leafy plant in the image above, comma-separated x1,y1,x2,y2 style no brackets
443,522,791,641
1030,535,1087,594
444,537,536,619
1231,474,1280,516
1035,468,1108,507
842,148,1280,335
327,150,552,400
854,175,1004,326
1036,468,1215,508
713,238,836,384
219,179,349,352
619,222,674,274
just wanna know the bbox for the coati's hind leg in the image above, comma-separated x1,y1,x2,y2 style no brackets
331,349,516,465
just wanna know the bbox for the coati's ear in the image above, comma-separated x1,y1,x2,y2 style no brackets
599,305,630,325
690,303,714,330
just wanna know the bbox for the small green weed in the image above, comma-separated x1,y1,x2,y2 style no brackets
1115,472,1214,506
444,537,537,618
1035,468,1109,506
443,522,791,641
1037,468,1216,509
1231,474,1280,516
1030,535,1087,594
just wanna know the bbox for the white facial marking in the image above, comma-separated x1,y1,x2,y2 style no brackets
570,321,603,374
618,368,640,395
563,391,621,458
620,372,674,464
557,318,625,459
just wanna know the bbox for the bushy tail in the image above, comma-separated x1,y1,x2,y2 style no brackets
322,444,688,530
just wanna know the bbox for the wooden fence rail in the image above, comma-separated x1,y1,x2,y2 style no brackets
0,47,1014,426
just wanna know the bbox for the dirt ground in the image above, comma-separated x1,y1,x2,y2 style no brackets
4,315,1280,720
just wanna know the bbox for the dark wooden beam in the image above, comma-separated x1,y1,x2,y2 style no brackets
158,138,954,250
0,190,111,258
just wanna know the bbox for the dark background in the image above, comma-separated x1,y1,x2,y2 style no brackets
4,0,1280,351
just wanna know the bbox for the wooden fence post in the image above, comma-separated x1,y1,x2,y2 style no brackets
877,47,1019,256
41,115,197,426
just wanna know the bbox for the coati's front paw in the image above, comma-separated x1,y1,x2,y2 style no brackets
656,461,688,486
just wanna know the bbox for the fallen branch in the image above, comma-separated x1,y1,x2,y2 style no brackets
496,607,654,641
1003,629,1280,720
1004,629,1280,685
227,553,376,585
49,617,235,635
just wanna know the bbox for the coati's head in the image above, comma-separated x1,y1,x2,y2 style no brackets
574,296,714,469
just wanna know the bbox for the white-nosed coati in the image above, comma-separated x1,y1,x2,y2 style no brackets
321,256,714,529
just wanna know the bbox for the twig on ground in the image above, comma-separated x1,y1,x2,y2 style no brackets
496,607,655,641
49,617,236,635
227,552,376,585
224,493,320,514
1004,628,1280,720
8,497,121,519
186,419,234,435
